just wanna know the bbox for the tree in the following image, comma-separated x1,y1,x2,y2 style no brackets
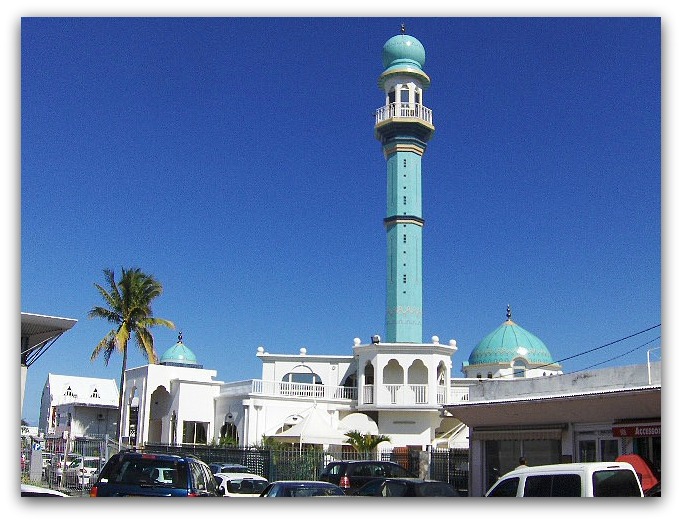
89,267,175,439
344,430,391,459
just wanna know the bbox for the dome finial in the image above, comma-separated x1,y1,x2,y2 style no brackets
178,331,183,343
400,23,406,34
506,304,512,321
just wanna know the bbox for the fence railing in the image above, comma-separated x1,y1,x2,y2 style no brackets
22,440,469,496
375,102,433,125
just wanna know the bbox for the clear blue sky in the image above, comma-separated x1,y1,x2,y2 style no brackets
18,15,662,426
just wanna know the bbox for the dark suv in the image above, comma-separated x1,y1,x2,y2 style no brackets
89,450,221,497
319,460,416,495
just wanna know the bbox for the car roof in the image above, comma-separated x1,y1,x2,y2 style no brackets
21,484,69,497
499,461,637,478
272,480,340,485
214,472,268,481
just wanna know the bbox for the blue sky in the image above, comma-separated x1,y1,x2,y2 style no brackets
17,14,662,427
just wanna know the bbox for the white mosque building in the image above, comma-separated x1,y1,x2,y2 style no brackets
111,29,561,453
36,29,659,494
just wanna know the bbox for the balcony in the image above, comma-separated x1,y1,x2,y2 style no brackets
250,379,357,401
222,379,469,407
375,102,433,126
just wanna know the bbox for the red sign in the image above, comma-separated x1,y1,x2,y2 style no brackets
612,424,661,437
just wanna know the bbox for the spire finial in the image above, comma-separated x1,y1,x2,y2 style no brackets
400,23,406,34
506,304,512,321
178,331,183,343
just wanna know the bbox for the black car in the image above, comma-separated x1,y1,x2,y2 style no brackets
260,480,346,497
89,450,221,497
319,460,416,495
353,477,460,497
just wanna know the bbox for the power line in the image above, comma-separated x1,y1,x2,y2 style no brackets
530,323,662,373
561,335,660,374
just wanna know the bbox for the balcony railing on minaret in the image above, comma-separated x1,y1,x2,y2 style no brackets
375,102,433,126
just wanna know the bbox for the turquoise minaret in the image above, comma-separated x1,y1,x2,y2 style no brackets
375,26,434,343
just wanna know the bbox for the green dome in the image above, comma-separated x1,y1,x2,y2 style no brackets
468,311,554,366
160,333,201,368
382,33,426,71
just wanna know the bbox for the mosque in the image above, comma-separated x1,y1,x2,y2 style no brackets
116,28,561,453
38,28,659,496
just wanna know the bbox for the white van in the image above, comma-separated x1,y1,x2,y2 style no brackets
485,462,644,497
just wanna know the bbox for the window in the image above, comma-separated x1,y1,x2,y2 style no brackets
282,372,322,385
487,477,519,497
512,359,527,378
400,88,409,103
592,470,642,497
415,90,421,105
183,421,208,444
189,461,207,491
64,386,76,398
90,388,100,398
524,474,581,497
388,90,395,104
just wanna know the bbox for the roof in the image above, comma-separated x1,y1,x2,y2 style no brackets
444,386,660,427
379,30,431,89
467,307,555,366
159,333,202,368
47,373,119,407
270,406,347,446
21,312,77,366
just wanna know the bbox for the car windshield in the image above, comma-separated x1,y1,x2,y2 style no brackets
226,479,269,495
286,486,345,497
100,457,188,489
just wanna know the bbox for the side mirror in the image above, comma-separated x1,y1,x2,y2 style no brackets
217,486,225,496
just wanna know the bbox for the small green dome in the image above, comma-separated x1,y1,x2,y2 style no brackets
160,333,201,368
382,33,426,71
468,308,555,366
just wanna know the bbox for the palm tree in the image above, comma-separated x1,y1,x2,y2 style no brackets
344,430,391,459
89,267,175,439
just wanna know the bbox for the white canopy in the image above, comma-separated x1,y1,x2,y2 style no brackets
270,406,347,447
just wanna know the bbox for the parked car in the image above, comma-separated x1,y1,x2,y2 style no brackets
353,477,460,497
214,472,269,497
319,460,416,495
89,450,221,497
260,480,346,497
21,483,70,497
63,455,103,489
209,462,250,475
485,462,644,497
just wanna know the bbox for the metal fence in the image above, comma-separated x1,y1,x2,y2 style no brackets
143,443,469,494
21,439,469,496
21,435,127,497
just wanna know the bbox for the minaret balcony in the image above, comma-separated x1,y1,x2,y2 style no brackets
359,384,470,407
375,102,433,126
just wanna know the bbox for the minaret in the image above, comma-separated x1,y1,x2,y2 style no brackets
375,26,435,343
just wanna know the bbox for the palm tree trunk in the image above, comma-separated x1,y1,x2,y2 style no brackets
117,346,128,442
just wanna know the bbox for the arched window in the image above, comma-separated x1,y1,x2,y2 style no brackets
282,371,322,385
512,359,527,378
400,87,410,103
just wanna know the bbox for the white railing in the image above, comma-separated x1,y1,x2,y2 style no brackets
382,384,428,405
449,386,469,403
363,385,374,404
375,102,433,125
250,379,357,401
235,379,468,406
